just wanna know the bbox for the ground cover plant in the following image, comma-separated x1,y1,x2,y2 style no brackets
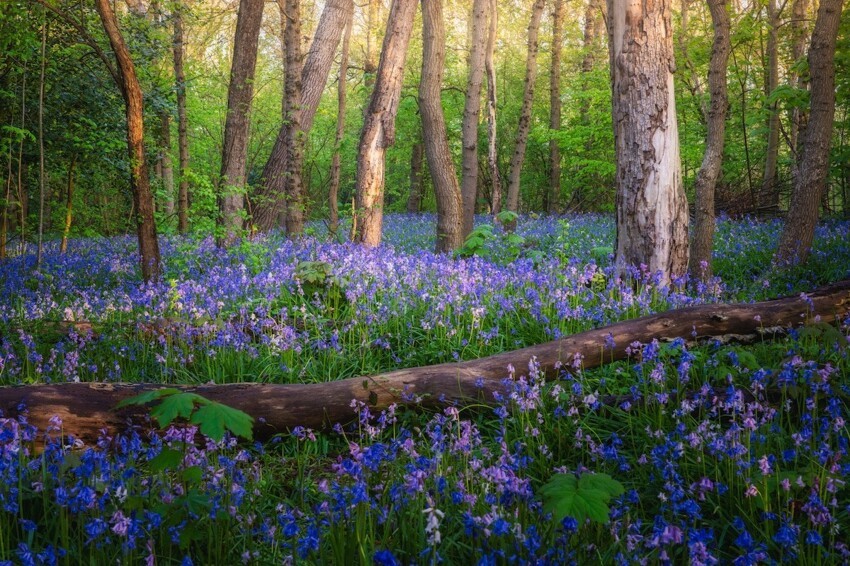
1,213,850,564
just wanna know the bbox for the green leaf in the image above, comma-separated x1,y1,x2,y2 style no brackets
181,466,204,484
115,387,181,409
149,448,183,472
151,392,207,428
540,473,624,526
190,402,254,441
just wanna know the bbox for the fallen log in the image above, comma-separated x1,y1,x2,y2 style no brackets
2,279,849,445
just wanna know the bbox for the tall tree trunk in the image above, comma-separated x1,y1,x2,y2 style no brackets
173,7,190,234
775,0,845,265
460,0,488,239
505,0,546,221
608,0,689,286
219,0,264,246
364,0,381,87
407,141,424,213
159,111,175,217
547,0,564,214
329,8,353,237
37,14,47,268
352,0,417,247
420,0,463,253
94,0,161,281
281,0,306,236
789,0,809,178
689,0,730,282
484,0,502,215
60,155,76,254
253,0,354,232
761,0,781,207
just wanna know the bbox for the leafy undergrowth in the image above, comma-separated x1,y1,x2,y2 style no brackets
1,213,849,564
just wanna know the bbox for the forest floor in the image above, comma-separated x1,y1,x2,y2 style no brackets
1,213,850,564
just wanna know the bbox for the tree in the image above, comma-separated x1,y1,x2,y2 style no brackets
280,0,305,236
547,0,565,214
420,0,463,252
328,7,354,237
253,0,354,233
218,0,264,246
505,0,546,221
608,0,689,286
775,0,845,265
460,0,488,239
173,4,189,234
484,0,502,215
761,0,781,207
352,0,418,247
689,0,731,282
94,0,161,281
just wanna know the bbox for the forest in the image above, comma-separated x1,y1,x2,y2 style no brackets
1,0,850,564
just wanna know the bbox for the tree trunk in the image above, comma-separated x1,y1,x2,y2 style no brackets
460,0,488,239
253,0,354,232
94,0,161,282
775,0,845,265
761,0,781,207
789,0,810,178
219,0,264,246
547,0,564,214
5,279,849,445
688,0,730,282
406,141,424,213
420,0,463,253
36,14,47,269
173,7,190,234
504,0,546,221
364,0,381,87
329,8,354,237
352,0,418,247
60,154,76,254
484,0,502,215
608,0,689,287
159,111,175,217
281,0,306,237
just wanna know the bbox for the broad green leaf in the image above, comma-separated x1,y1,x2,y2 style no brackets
541,473,624,526
151,392,207,427
190,401,254,441
149,448,183,472
116,387,181,409
181,466,204,484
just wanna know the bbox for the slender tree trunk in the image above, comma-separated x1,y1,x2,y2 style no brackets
364,0,381,86
173,7,190,234
608,0,689,286
254,0,354,232
352,0,417,247
94,0,161,281
689,0,730,282
505,0,546,221
484,0,502,215
60,154,76,253
37,14,47,268
420,0,463,252
329,8,353,237
219,0,264,246
547,0,564,214
407,141,424,213
460,0,488,239
761,0,781,207
281,0,306,236
1,143,10,259
16,65,27,256
789,0,809,178
775,0,845,265
159,111,175,217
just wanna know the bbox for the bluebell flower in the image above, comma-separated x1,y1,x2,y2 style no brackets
373,549,400,566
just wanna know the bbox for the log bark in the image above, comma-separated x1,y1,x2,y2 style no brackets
3,280,849,445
